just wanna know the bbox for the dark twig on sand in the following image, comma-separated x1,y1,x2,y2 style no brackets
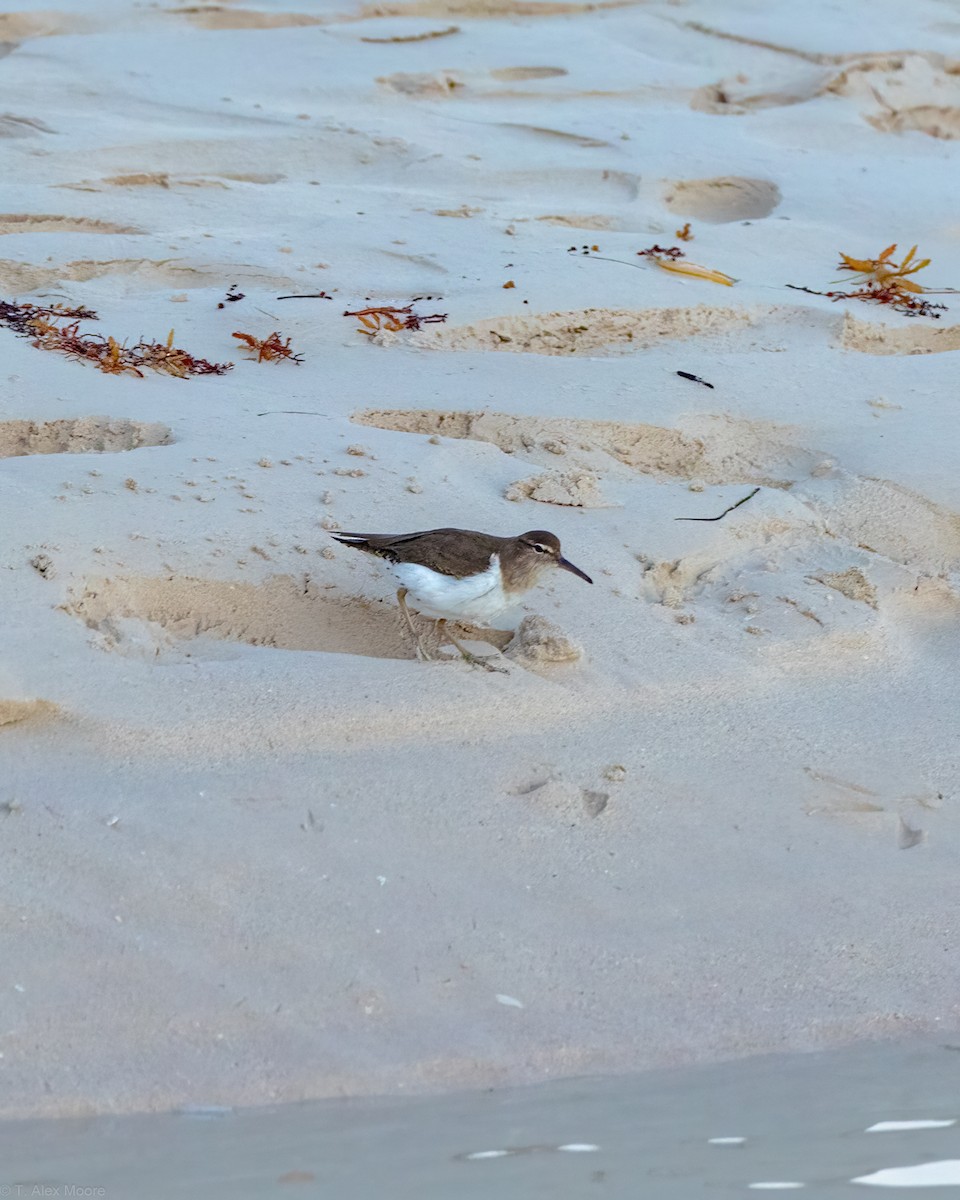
675,486,760,523
676,370,714,389
256,409,328,417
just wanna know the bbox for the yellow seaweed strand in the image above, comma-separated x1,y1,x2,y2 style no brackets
655,257,737,286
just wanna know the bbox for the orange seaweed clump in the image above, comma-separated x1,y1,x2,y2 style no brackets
837,243,930,292
787,243,953,318
137,329,232,377
343,299,447,335
232,330,304,363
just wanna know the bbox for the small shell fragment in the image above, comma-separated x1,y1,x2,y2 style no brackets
495,993,524,1008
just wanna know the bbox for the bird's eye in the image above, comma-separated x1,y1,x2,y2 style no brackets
533,543,546,553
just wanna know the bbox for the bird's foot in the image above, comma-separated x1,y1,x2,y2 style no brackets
414,639,435,663
456,647,509,674
397,589,437,662
435,619,508,673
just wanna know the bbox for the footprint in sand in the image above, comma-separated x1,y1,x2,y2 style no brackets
803,767,942,848
65,574,415,661
507,772,609,820
64,574,509,663
661,177,782,223
0,113,56,137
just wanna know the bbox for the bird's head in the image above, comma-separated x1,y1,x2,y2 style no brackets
510,530,593,587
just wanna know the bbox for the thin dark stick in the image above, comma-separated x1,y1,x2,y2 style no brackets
575,254,646,270
256,409,331,417
784,284,828,297
676,370,714,388
276,293,333,300
675,486,760,523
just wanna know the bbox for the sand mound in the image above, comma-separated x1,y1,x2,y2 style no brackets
533,213,618,229
411,305,758,355
869,105,960,139
0,698,58,727
0,214,141,235
173,8,327,31
505,614,583,666
841,313,960,355
825,54,960,139
354,407,810,486
0,257,297,292
360,0,642,19
504,470,610,507
812,567,879,608
0,11,91,39
0,419,172,458
57,173,235,190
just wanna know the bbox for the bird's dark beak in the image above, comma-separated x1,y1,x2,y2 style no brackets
557,556,593,585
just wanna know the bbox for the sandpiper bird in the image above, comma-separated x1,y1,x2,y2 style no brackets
332,527,592,669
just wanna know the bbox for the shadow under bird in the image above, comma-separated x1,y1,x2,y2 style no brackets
331,527,593,670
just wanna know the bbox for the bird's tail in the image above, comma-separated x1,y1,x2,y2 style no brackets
330,532,370,545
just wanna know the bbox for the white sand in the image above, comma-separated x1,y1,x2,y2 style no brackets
1,0,960,1117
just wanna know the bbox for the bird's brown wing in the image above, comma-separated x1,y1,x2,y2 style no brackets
332,528,504,576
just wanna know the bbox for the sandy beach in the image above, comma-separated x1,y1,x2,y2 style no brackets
2,0,960,1119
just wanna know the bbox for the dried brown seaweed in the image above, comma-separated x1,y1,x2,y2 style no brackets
232,329,304,363
0,299,233,376
135,329,234,377
343,298,447,334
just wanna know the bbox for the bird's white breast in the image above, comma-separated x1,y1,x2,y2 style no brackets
392,554,508,623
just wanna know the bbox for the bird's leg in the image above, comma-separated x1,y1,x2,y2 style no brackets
437,619,508,675
397,588,432,661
